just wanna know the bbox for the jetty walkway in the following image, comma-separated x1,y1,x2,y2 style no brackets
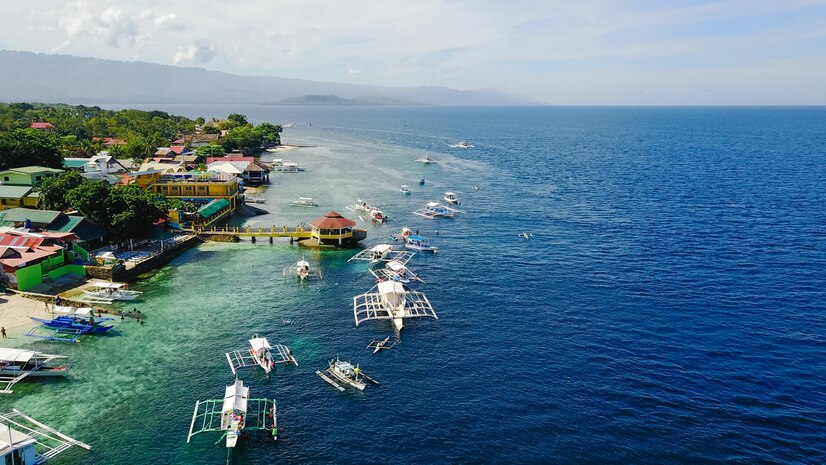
186,225,313,241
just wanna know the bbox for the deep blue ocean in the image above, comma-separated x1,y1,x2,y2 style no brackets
6,106,826,464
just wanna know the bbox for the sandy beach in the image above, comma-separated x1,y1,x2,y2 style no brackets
0,292,47,341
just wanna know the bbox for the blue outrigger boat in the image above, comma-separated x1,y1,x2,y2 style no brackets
27,307,115,342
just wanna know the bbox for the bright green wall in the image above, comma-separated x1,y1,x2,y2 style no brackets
16,264,43,291
45,264,85,279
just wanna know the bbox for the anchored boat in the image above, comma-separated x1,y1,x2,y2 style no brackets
187,379,278,449
353,281,438,331
316,357,378,391
443,191,460,204
449,140,474,149
28,307,115,342
369,259,424,284
290,197,319,207
415,154,435,164
367,337,397,353
413,201,464,219
81,281,141,303
348,244,415,265
347,199,388,223
226,336,298,376
0,348,69,394
400,185,411,195
283,256,322,280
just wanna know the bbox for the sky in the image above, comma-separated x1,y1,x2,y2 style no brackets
2,0,826,104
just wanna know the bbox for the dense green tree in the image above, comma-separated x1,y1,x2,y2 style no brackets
256,122,282,146
195,143,226,157
220,125,260,152
0,128,62,170
107,185,167,238
65,180,112,226
37,171,85,210
227,113,249,126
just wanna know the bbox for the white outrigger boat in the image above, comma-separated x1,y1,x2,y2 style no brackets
81,281,141,303
353,281,437,331
367,336,397,353
369,259,424,284
226,336,297,376
346,199,388,223
0,409,91,462
415,154,435,164
443,191,460,204
348,244,415,265
400,185,411,195
413,201,464,219
269,159,303,172
0,348,69,394
316,357,378,392
290,197,318,207
283,256,322,280
188,379,277,449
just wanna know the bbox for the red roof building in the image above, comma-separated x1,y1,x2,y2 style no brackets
29,122,54,130
307,211,363,246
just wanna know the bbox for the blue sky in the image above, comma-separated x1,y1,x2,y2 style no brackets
2,0,825,104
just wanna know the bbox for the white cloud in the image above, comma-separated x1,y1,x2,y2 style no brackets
173,40,217,65
347,68,362,75
154,14,177,26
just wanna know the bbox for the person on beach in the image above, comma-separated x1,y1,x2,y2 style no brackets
1,327,6,338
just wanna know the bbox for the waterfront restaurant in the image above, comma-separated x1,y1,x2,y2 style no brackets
308,211,362,246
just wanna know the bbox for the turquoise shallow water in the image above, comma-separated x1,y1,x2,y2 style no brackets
3,106,826,464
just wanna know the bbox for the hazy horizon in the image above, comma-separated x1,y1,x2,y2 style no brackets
2,1,826,105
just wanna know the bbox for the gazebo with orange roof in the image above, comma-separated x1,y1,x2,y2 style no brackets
308,211,365,246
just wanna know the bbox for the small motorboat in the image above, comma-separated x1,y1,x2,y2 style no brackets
449,140,474,149
367,336,397,353
413,202,463,219
82,281,141,302
419,176,425,185
226,336,298,375
283,256,322,280
443,192,460,204
347,199,388,223
415,154,434,164
400,185,411,195
403,234,438,253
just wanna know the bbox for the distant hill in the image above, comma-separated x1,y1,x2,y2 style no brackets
266,94,423,106
0,50,541,106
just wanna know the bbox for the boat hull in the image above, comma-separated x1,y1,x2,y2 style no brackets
0,367,70,378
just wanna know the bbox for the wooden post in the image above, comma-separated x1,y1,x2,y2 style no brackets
269,237,273,244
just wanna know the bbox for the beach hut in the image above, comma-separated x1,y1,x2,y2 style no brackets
308,211,361,246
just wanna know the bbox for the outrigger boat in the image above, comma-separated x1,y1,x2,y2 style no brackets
187,379,277,449
81,281,141,303
400,185,411,195
226,336,298,376
0,409,91,460
290,197,318,207
316,357,378,392
367,337,397,353
392,226,438,253
346,199,388,223
0,348,69,394
28,307,115,342
348,244,415,266
353,281,438,331
369,259,424,284
269,159,303,172
283,256,322,280
413,201,464,219
443,191,460,204
403,235,438,253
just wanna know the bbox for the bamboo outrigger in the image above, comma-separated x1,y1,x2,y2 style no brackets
353,281,437,331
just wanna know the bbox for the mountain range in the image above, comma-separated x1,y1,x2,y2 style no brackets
0,50,539,106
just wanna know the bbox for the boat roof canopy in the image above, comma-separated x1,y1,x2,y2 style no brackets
372,244,392,253
249,337,272,352
387,261,405,271
53,305,94,316
426,201,440,207
89,281,126,289
222,380,249,414
377,280,405,295
0,348,36,363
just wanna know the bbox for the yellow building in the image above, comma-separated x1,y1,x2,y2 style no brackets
0,186,38,211
147,173,240,208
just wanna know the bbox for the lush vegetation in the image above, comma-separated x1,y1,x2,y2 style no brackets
37,171,195,239
1,102,281,239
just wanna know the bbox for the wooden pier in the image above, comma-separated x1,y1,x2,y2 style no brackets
186,225,314,242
